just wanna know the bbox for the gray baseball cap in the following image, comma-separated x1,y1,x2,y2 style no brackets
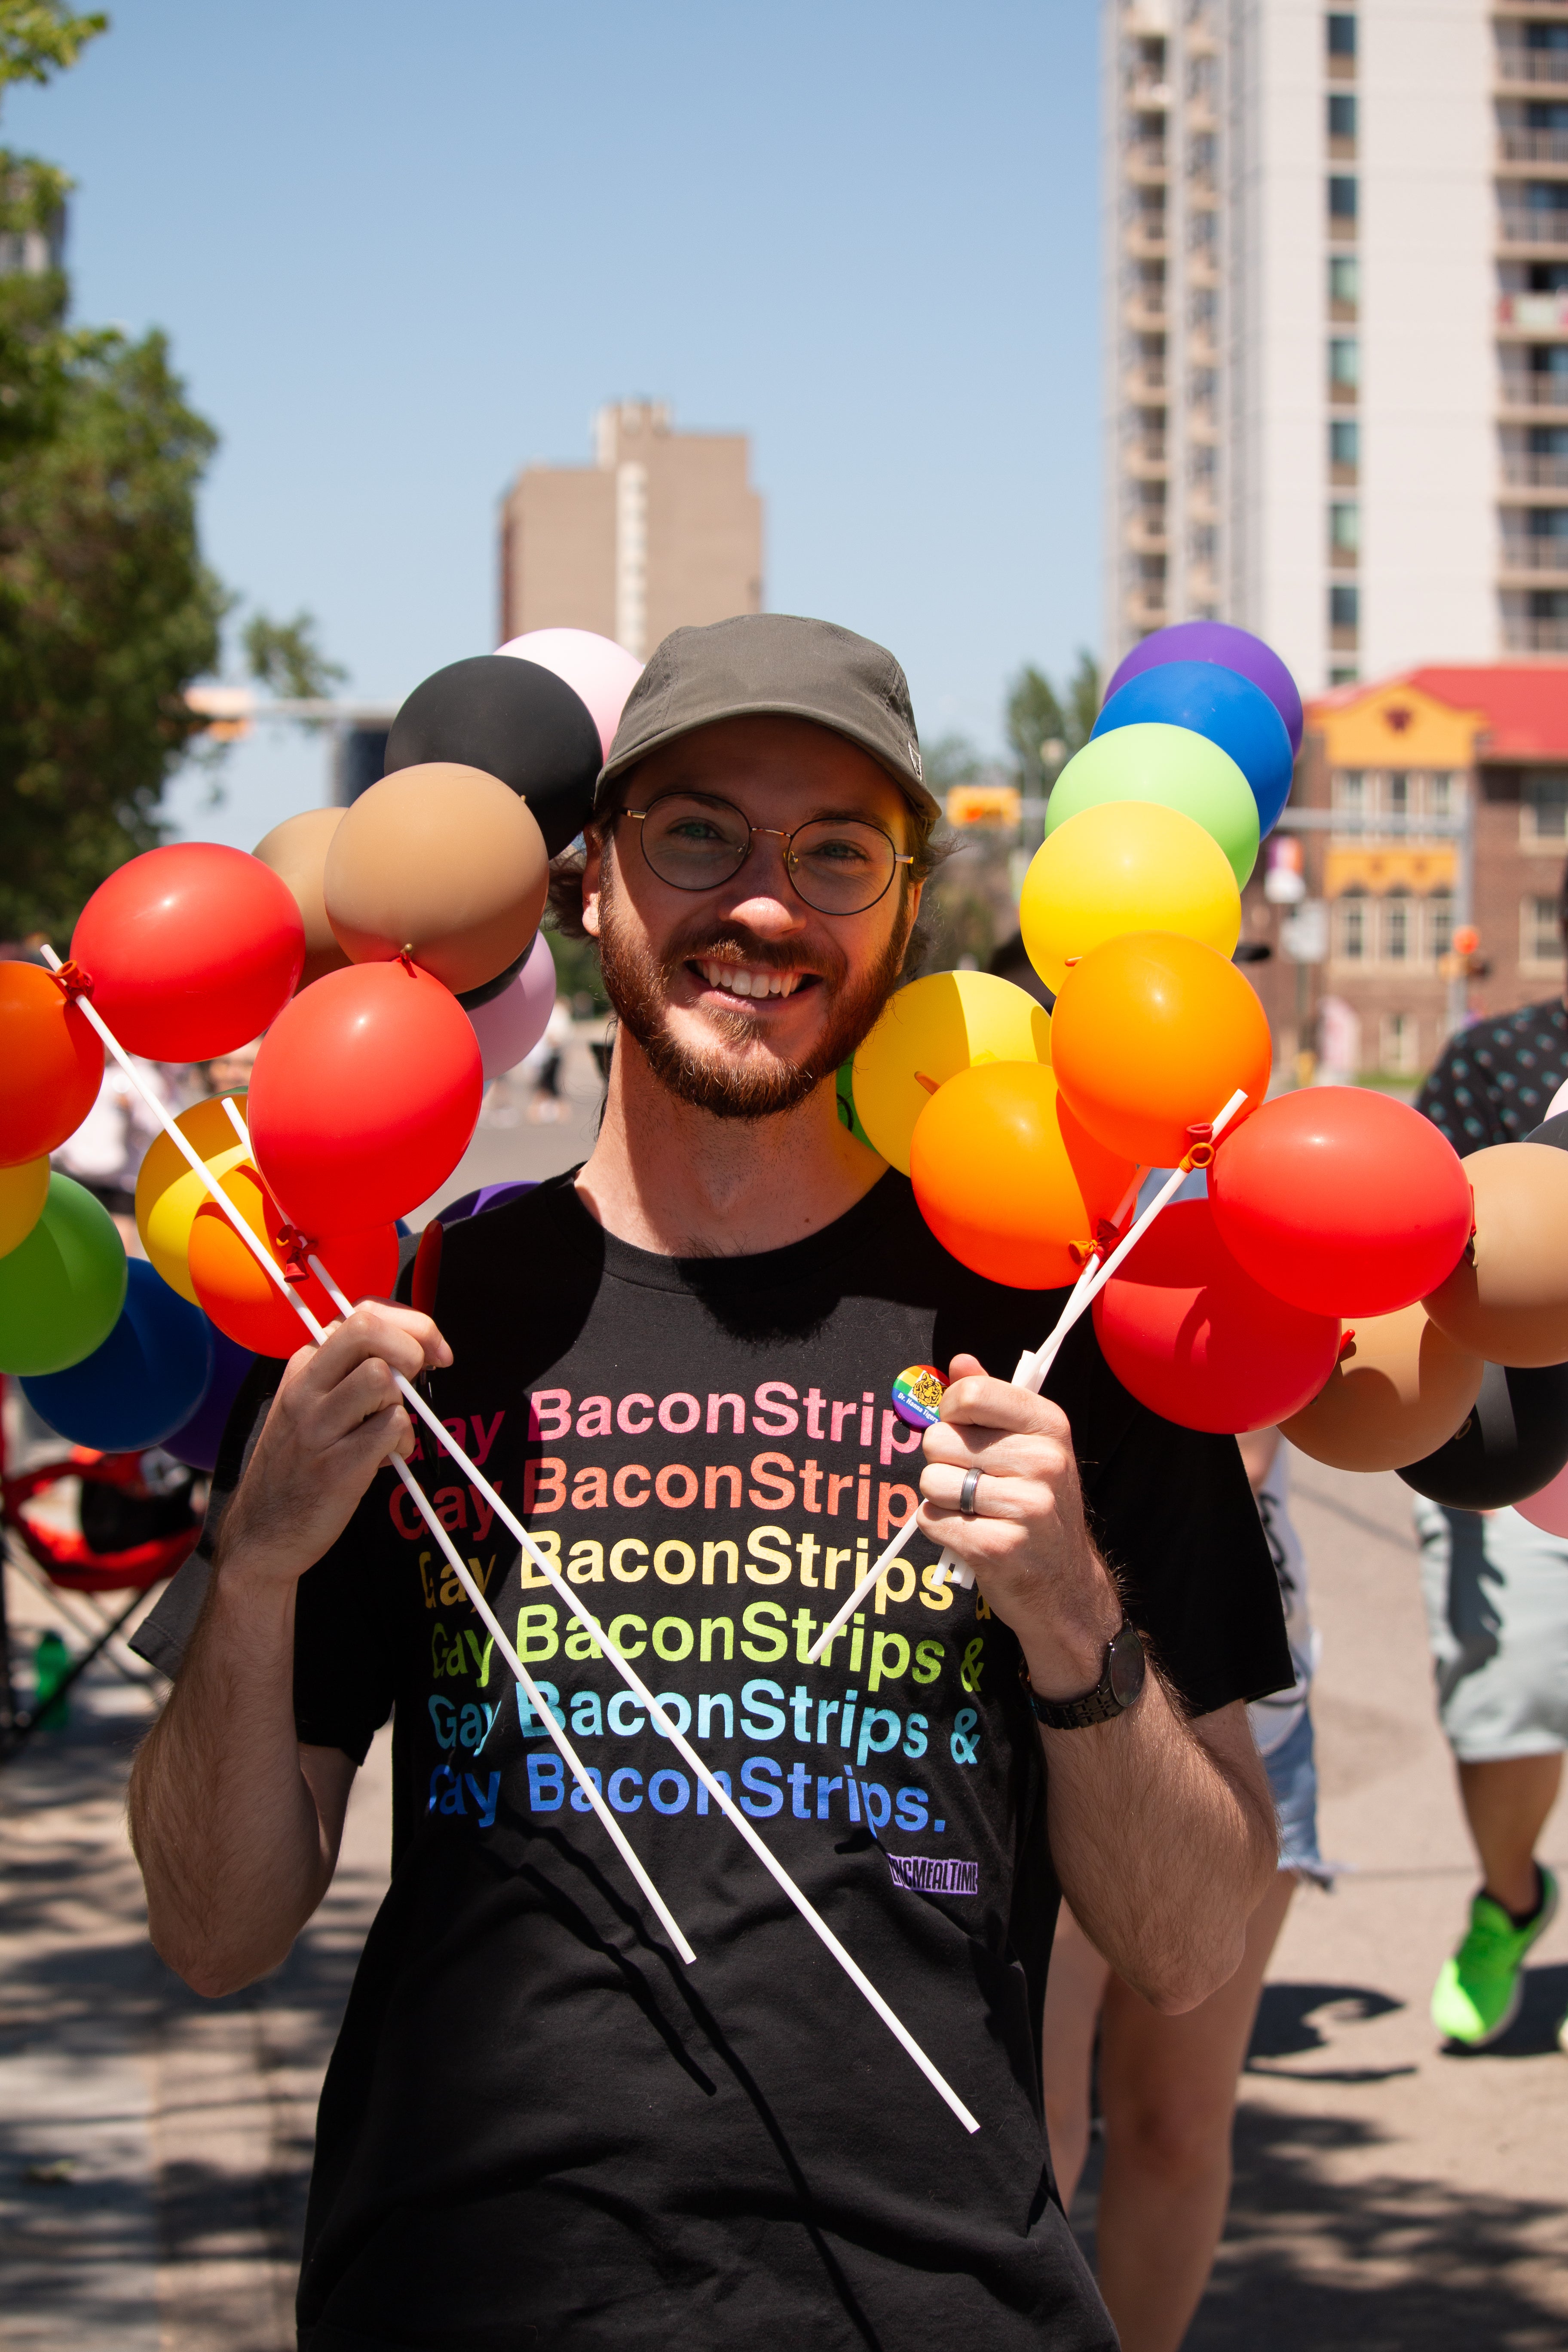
597,613,937,821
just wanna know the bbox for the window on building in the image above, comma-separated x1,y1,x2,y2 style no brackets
1329,255,1359,312
1337,890,1367,959
1329,665,1360,685
1330,501,1360,551
1336,769,1366,817
1524,770,1568,839
1328,93,1357,140
1384,891,1411,961
1330,418,1360,474
1429,772,1454,821
1328,176,1358,226
1381,1014,1418,1074
1387,772,1409,816
1327,15,1357,59
1523,894,1565,964
1428,892,1454,958
1329,337,1359,389
1331,584,1360,629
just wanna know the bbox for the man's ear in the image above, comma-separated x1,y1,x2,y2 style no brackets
580,825,605,941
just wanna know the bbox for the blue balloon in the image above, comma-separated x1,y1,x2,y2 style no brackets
1090,659,1296,836
160,1321,254,1473
23,1261,215,1453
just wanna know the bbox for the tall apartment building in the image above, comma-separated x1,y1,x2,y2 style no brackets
1102,0,1568,693
498,401,763,661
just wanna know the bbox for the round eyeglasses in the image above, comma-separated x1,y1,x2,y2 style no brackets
618,792,912,916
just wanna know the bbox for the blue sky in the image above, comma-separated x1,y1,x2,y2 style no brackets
8,1,1101,847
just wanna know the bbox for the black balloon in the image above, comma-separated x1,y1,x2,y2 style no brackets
1525,1109,1568,1151
457,940,530,1013
386,655,602,858
1397,1358,1568,1510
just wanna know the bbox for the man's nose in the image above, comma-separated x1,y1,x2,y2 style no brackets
722,835,808,937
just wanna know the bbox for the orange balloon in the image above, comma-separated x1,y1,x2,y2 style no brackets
1050,931,1273,1168
253,808,352,989
1424,1141,1568,1367
0,960,104,1167
909,1061,1137,1290
1281,1302,1482,1472
188,1163,399,1356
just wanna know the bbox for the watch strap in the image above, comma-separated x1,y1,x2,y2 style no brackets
1024,1617,1145,1731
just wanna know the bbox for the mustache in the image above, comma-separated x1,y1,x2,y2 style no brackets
663,924,844,985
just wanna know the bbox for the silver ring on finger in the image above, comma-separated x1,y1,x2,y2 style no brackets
959,1467,983,1518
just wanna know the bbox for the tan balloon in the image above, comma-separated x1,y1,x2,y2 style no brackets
254,808,351,988
1281,1302,1482,1473
1423,1141,1568,1368
323,763,548,995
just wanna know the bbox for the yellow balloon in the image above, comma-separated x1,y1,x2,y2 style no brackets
0,1155,49,1259
852,971,1051,1175
1019,799,1241,995
134,1093,253,1304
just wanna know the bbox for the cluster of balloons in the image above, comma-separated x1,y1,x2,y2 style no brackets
846,619,1568,1527
0,628,640,1466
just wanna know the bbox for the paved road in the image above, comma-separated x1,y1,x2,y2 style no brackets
3,1093,1565,2343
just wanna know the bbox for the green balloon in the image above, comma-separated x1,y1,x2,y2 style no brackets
1044,722,1259,888
0,1173,127,1376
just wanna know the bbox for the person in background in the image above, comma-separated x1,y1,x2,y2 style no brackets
54,1056,175,1250
1415,873,1568,2048
525,994,574,1122
1041,1426,1325,2352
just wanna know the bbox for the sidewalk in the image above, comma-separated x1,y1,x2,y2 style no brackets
2,1442,1564,2344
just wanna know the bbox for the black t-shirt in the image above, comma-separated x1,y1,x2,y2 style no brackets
135,1171,1289,2352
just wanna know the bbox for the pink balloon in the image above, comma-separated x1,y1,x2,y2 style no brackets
466,931,558,1079
1516,1459,1568,1539
496,628,643,761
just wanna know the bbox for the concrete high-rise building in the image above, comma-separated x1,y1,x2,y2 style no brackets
499,401,763,661
1102,0,1568,693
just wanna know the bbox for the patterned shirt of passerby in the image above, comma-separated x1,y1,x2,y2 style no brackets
1415,998,1568,1157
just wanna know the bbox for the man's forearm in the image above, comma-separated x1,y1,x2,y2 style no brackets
128,1561,341,1997
1041,1687,1276,2015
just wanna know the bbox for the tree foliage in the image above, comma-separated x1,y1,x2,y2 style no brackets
1005,651,1101,796
0,4,227,938
243,608,346,706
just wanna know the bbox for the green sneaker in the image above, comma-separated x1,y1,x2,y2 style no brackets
1431,1867,1558,2046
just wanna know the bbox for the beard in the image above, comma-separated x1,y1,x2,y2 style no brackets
595,853,913,1120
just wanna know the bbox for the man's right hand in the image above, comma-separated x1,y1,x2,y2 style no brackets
217,1303,451,1587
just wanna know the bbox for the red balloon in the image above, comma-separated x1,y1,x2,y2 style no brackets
1093,1199,1341,1434
1208,1085,1471,1317
71,844,305,1061
246,960,482,1235
188,1163,399,1355
0,960,104,1165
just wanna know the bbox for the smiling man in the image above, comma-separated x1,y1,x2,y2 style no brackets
128,614,1291,2352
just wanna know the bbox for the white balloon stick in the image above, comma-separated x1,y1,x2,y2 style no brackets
40,948,692,1968
806,1092,1249,1651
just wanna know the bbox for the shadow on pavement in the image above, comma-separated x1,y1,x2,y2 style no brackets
1194,2104,1568,2352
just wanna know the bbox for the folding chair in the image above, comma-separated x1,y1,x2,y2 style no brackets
0,1396,201,1755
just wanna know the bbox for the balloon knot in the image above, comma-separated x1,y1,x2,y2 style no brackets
398,948,418,975
1186,1141,1214,1170
913,1070,941,1096
1066,1239,1096,1268
274,1225,315,1283
50,957,94,1000
1338,1327,1357,1361
1063,955,1080,969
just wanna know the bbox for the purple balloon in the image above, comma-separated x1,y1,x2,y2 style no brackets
1104,621,1303,755
160,1322,254,1474
433,1181,536,1224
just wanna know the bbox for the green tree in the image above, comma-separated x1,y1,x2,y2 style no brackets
0,5,228,938
243,608,347,709
1004,650,1101,796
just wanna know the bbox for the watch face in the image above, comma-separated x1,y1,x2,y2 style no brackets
1108,1622,1146,1710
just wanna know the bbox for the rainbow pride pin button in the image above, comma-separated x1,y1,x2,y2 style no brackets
891,1363,947,1430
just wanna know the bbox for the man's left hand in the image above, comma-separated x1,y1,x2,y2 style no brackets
919,1352,1124,1703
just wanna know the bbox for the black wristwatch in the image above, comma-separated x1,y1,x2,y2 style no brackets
1023,1618,1146,1730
